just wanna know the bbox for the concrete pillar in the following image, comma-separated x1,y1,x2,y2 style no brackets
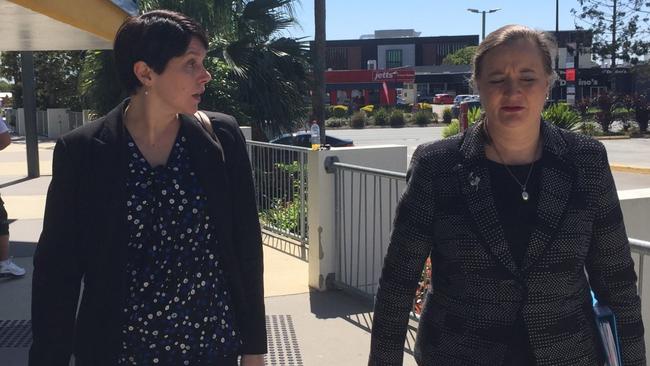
239,126,252,140
307,145,407,291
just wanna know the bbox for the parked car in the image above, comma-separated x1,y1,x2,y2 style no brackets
433,93,454,104
452,100,482,119
453,94,476,106
270,132,354,148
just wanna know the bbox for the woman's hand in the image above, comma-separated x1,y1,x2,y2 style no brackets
241,354,265,366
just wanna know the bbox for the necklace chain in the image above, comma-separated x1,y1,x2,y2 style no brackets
491,143,537,201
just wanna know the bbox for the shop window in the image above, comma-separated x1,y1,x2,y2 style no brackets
386,49,403,69
327,47,348,70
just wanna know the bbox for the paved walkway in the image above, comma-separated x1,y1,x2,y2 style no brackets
0,137,417,366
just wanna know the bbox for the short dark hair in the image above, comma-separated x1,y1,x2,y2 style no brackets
113,10,209,94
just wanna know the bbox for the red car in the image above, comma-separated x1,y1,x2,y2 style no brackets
433,93,454,104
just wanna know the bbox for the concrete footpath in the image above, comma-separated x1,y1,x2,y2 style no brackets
0,137,417,366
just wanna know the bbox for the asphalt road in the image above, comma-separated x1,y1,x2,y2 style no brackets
327,126,650,191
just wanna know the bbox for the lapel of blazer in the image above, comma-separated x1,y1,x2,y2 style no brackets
520,121,575,273
457,122,522,278
179,114,231,249
90,101,129,279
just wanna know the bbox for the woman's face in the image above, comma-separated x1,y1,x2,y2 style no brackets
476,39,549,132
149,37,212,115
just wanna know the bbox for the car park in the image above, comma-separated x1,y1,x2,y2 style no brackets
270,132,354,148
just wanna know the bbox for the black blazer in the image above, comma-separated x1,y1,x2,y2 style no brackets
369,121,645,365
29,101,266,365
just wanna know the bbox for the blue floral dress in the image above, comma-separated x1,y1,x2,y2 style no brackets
118,128,241,365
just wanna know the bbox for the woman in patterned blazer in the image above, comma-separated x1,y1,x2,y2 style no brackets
369,25,645,366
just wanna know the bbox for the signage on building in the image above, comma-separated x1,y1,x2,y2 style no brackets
326,69,415,84
566,68,576,81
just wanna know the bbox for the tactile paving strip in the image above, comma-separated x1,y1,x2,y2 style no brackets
0,315,304,365
265,314,303,365
0,320,32,348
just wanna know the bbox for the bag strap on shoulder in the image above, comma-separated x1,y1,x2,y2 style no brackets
194,110,225,163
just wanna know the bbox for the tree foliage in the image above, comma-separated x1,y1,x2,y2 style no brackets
0,79,11,92
0,51,84,110
571,0,650,66
136,0,310,138
442,46,478,65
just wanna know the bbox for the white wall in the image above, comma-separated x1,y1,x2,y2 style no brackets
619,188,650,242
46,109,69,139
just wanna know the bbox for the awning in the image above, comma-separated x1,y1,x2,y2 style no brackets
0,0,134,51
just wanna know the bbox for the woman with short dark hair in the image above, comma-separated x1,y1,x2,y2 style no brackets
30,10,266,366
368,24,645,365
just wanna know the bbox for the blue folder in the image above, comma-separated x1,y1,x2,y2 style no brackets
592,291,622,366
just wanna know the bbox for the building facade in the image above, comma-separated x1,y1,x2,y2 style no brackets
313,29,636,107
312,34,479,106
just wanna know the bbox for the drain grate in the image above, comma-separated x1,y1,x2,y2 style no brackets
0,320,32,348
266,314,303,366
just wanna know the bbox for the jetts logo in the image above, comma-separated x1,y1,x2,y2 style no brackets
373,71,398,81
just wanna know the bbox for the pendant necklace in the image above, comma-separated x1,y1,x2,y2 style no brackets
492,143,537,202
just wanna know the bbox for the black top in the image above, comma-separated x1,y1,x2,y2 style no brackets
486,156,543,267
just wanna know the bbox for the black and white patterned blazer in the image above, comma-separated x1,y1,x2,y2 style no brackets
369,121,645,365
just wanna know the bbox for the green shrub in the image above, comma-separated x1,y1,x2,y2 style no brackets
374,108,389,126
414,110,431,126
542,103,582,130
431,112,439,123
579,121,603,136
468,107,482,124
442,107,452,123
350,111,367,129
389,110,406,127
443,120,460,138
612,107,633,122
325,118,347,128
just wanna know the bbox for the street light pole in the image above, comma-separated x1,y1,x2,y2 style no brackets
467,8,501,41
554,0,560,101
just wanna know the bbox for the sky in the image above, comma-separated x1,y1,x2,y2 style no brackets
285,0,584,41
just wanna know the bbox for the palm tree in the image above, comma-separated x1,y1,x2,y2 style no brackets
150,0,310,137
209,0,310,138
78,0,309,138
312,0,326,142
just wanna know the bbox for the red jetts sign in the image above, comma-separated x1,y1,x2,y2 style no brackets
326,69,415,84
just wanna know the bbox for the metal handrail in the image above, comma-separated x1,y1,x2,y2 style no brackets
328,160,407,179
246,140,311,153
629,238,650,301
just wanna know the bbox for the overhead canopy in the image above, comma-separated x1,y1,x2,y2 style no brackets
0,0,135,51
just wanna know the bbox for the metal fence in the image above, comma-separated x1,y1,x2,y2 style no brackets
67,111,83,130
247,141,309,259
36,110,47,136
328,159,407,300
630,238,650,305
328,159,650,308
